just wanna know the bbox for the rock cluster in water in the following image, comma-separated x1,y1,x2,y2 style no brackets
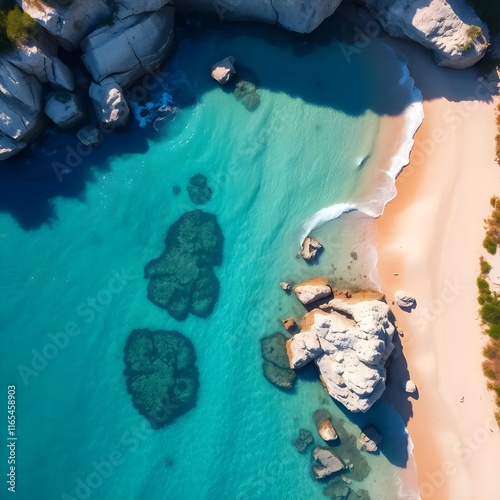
144,210,223,321
124,329,199,429
260,332,296,390
292,429,314,452
186,174,212,205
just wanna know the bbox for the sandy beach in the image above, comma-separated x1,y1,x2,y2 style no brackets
376,39,500,500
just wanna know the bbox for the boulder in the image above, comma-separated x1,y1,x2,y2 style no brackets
287,297,396,412
81,6,175,88
318,419,338,442
402,379,417,394
89,78,130,128
312,447,345,479
359,426,383,452
394,290,416,310
362,0,489,69
211,56,236,84
286,330,323,369
0,134,27,161
282,318,297,332
280,281,292,291
292,429,314,453
175,0,343,34
234,80,260,111
17,0,113,51
116,0,170,19
261,333,296,390
4,35,75,91
77,126,102,146
44,92,86,130
0,61,44,142
301,236,323,260
294,277,332,305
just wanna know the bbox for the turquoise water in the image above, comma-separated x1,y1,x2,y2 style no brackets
1,21,417,500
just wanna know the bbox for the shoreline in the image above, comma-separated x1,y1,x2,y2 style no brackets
375,39,500,499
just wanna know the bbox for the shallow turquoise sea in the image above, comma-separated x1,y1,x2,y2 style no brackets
1,20,417,500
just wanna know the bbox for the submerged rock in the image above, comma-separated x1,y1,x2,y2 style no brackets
234,80,260,111
394,290,416,310
359,426,383,453
211,56,236,84
187,174,213,205
261,332,296,390
312,447,345,480
77,126,102,146
294,277,333,305
301,236,323,261
144,210,224,321
124,329,199,429
293,428,314,453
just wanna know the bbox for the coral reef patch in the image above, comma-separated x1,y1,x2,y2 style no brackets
186,174,212,205
124,329,199,429
144,210,224,321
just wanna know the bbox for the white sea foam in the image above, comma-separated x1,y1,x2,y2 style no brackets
299,45,424,244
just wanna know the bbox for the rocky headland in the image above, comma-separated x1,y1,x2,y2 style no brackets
0,0,492,160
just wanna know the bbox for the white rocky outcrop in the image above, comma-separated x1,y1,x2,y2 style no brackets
294,277,332,305
176,0,342,33
0,60,43,142
318,419,338,441
211,56,236,84
394,290,416,309
89,78,130,128
44,92,86,130
4,34,75,91
81,6,175,89
362,0,489,69
286,297,395,412
17,0,113,51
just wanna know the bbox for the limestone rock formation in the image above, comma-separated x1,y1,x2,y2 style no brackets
175,0,342,34
359,426,383,452
124,329,199,429
301,236,323,260
81,6,175,88
294,277,332,305
292,429,314,452
44,92,86,130
312,447,345,479
261,332,297,390
211,56,236,84
394,290,416,310
17,0,113,51
89,78,130,128
116,0,171,19
362,0,489,69
280,281,292,291
318,419,338,442
287,296,396,412
0,60,44,143
144,210,224,321
4,34,75,91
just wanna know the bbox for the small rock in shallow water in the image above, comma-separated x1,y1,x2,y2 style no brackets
359,426,383,453
211,56,236,84
77,126,101,146
280,281,292,291
301,236,323,261
234,80,260,111
261,332,296,390
292,428,313,453
282,317,297,332
187,174,212,205
311,447,345,480
394,290,416,310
